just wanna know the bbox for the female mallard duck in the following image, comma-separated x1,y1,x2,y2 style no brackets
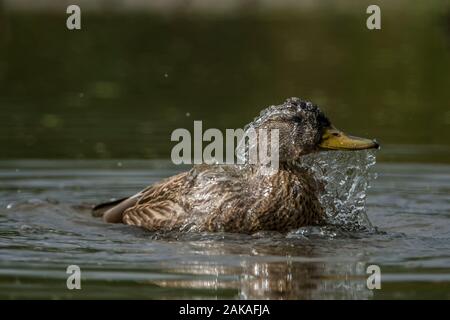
94,98,379,233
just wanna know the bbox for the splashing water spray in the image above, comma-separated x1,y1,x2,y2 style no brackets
298,149,377,231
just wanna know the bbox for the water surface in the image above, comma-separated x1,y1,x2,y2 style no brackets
0,159,449,299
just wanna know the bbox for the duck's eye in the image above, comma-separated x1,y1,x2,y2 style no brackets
291,116,302,123
332,132,340,137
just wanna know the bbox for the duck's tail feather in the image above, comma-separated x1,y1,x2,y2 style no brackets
92,197,130,217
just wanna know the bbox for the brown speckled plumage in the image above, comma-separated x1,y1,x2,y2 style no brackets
94,97,379,234
122,163,325,233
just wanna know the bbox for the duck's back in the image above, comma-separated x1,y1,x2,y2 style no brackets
122,164,249,231
122,164,325,233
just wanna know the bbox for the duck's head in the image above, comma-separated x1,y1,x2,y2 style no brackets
250,97,379,162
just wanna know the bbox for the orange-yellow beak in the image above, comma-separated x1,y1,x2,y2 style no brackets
319,127,380,151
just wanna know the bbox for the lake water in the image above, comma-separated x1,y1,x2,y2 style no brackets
0,158,449,299
0,1,449,299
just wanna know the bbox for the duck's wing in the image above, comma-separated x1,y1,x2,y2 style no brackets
122,172,190,230
92,197,130,217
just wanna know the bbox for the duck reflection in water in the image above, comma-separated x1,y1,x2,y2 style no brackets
150,237,373,299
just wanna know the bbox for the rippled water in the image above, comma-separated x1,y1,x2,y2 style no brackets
0,159,449,299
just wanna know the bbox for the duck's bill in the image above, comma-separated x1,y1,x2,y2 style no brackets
319,127,380,151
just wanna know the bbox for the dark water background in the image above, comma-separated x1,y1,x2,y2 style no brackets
0,0,449,299
0,0,449,161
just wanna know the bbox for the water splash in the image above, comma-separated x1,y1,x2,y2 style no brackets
297,150,377,231
235,99,378,232
179,149,377,234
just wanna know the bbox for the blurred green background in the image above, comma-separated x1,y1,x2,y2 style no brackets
0,0,449,162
